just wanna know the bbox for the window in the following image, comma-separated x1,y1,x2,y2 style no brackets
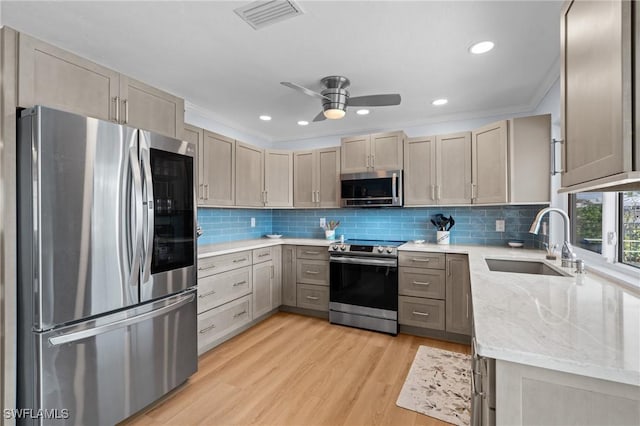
620,191,640,268
571,192,603,254
570,191,640,271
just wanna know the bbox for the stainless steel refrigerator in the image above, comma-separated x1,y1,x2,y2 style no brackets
17,106,198,425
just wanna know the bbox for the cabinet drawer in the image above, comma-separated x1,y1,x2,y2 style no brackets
296,259,329,286
197,295,252,353
399,252,445,269
197,266,252,314
296,246,329,260
398,296,445,330
198,250,252,278
399,267,446,299
252,247,273,263
296,284,329,311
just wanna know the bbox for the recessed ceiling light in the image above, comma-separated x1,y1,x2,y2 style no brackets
469,41,495,55
356,109,370,115
297,120,309,126
432,98,448,106
259,115,272,121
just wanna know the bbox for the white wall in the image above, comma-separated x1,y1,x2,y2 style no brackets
532,77,565,248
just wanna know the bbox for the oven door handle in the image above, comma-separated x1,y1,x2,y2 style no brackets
330,256,397,267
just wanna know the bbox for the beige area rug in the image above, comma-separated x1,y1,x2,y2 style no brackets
396,346,472,425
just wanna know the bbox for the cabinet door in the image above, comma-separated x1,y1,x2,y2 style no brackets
281,245,297,307
472,121,508,204
341,134,371,173
293,150,316,207
316,147,341,207
253,261,273,319
183,124,204,203
436,132,472,205
18,33,119,121
561,0,633,187
235,141,265,207
264,150,293,207
445,254,471,336
271,246,282,309
371,131,404,170
404,136,436,205
202,131,235,206
119,75,185,138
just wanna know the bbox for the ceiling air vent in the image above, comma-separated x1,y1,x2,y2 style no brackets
234,0,304,30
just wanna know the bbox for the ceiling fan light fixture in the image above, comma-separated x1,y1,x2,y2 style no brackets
323,108,346,120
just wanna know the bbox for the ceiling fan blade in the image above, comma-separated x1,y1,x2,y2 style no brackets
313,111,327,122
281,82,330,101
347,94,401,107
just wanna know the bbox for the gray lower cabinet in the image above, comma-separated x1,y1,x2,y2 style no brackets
398,296,445,330
281,245,297,306
197,295,252,353
398,250,471,339
297,284,329,311
271,246,282,308
445,254,472,336
282,245,330,312
252,260,274,319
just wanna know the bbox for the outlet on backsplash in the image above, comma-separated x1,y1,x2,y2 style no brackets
320,218,326,228
495,219,505,232
251,217,256,228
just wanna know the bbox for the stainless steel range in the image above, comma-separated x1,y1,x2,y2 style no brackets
328,239,404,335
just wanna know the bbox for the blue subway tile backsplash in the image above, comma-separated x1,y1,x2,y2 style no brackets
198,205,548,248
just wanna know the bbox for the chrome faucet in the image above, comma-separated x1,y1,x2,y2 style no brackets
529,207,577,268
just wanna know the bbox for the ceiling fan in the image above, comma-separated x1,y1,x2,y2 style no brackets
280,75,401,122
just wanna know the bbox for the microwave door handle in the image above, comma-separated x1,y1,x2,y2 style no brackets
141,139,154,285
392,172,397,202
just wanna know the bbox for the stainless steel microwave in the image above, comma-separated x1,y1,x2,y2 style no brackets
340,170,403,207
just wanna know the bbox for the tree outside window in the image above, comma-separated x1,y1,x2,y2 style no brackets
621,191,640,268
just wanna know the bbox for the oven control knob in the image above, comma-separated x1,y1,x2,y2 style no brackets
340,244,347,251
386,247,393,253
331,245,339,251
377,246,384,253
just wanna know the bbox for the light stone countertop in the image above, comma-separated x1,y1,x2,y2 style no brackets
198,238,335,259
399,242,640,387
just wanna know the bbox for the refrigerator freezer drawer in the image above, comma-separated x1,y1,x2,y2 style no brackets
23,291,197,426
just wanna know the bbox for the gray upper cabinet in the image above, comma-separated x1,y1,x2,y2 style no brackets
264,150,293,207
436,132,472,205
119,76,184,138
293,147,340,208
445,254,472,336
561,0,638,189
18,33,119,122
404,136,437,205
472,121,508,204
202,130,235,206
235,141,264,207
183,124,204,203
340,134,370,173
18,32,184,138
341,131,404,173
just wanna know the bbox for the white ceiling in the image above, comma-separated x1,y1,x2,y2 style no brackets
1,0,563,142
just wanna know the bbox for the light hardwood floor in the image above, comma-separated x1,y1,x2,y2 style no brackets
122,312,471,426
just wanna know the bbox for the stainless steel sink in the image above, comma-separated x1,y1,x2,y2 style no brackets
485,258,571,277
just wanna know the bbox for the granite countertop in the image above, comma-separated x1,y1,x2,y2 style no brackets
399,242,640,386
198,238,335,258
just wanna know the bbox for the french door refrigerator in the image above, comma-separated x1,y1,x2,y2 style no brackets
17,106,198,425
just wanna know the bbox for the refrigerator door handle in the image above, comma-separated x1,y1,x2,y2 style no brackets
129,143,144,289
48,292,195,346
141,141,154,284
